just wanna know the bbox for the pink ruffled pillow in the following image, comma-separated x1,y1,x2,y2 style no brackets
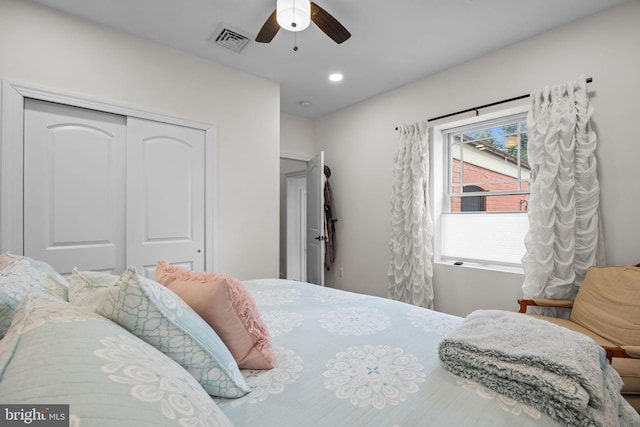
155,261,274,370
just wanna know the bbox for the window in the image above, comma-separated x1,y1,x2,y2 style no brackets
433,107,530,268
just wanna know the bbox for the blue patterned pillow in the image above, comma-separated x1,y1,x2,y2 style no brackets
92,267,251,398
0,292,235,427
0,254,68,338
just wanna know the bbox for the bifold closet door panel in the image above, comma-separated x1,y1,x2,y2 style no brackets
126,117,206,278
23,99,127,275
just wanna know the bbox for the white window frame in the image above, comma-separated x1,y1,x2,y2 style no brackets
432,105,529,271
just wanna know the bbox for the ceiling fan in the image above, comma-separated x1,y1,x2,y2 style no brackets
256,0,351,45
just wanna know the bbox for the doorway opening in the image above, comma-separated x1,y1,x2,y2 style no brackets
280,158,308,280
279,153,325,285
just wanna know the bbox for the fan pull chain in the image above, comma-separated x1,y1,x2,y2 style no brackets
293,32,299,51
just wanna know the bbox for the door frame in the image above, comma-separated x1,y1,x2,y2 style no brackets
0,79,218,271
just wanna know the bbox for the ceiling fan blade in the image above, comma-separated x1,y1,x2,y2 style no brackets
256,9,279,43
310,2,351,44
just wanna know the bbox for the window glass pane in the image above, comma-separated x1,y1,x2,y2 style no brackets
462,124,522,153
450,143,462,186
446,117,529,214
463,124,517,142
460,181,523,192
450,193,529,213
521,132,529,168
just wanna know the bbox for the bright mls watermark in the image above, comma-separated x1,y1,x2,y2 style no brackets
1,405,69,426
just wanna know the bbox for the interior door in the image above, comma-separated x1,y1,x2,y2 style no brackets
126,117,205,278
23,99,126,275
306,152,324,286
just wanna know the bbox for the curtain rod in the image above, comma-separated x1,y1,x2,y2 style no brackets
395,77,593,130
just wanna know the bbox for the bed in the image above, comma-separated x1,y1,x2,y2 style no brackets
0,254,636,426
216,278,558,426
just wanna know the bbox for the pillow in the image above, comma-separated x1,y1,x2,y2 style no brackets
83,267,251,398
0,292,235,427
0,255,68,338
0,253,15,270
0,252,69,290
570,265,640,346
155,261,274,370
69,268,119,309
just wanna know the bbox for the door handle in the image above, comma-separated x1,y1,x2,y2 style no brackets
314,236,325,241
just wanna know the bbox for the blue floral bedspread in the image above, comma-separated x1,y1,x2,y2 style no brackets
215,279,561,427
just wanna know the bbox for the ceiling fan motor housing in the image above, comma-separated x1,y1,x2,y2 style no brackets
277,0,311,32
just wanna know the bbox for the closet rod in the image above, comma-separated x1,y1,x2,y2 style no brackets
395,77,593,130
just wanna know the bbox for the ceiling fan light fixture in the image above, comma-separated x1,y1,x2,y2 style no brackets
277,0,311,32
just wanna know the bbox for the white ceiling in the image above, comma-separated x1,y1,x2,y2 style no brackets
33,0,625,119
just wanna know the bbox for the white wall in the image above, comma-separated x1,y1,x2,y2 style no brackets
0,0,280,280
313,1,640,316
281,113,315,158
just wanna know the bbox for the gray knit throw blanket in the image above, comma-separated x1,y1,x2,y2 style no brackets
439,310,640,427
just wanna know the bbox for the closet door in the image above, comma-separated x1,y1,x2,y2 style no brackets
23,99,126,275
126,117,206,277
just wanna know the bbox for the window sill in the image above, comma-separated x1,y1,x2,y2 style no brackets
435,260,524,275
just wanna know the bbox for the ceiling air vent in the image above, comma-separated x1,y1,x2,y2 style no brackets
210,25,250,53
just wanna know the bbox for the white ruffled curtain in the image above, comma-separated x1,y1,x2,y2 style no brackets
388,121,434,309
522,77,605,318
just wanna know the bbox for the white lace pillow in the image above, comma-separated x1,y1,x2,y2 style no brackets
69,269,119,310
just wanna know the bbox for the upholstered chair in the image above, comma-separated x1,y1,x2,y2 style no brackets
518,265,640,412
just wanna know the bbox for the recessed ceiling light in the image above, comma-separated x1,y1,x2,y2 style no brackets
328,73,343,82
298,100,312,107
